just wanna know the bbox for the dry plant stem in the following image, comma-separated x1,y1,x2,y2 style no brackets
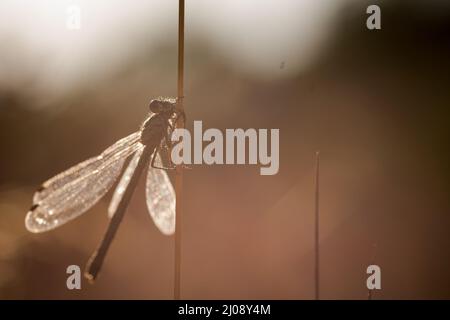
314,151,320,300
174,0,185,300
368,243,377,300
85,148,153,282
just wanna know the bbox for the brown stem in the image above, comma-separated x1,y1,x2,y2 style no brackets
314,151,320,300
174,0,185,300
368,243,377,300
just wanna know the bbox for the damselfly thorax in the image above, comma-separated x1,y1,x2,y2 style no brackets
25,97,184,281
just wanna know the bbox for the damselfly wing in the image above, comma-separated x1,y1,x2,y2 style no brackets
25,98,179,236
108,148,176,235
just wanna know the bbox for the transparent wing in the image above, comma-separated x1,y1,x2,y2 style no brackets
108,145,144,218
146,153,176,235
33,132,141,204
25,132,142,233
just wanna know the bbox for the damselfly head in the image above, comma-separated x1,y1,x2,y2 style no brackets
149,97,177,114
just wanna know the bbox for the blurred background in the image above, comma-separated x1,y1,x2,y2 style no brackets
1,0,449,299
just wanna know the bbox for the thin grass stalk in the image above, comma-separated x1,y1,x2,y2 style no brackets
174,0,185,301
368,243,377,300
314,151,320,300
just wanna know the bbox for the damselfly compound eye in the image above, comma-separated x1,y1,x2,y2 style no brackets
149,97,178,114
149,100,163,113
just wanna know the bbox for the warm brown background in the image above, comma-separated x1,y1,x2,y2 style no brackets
1,1,449,299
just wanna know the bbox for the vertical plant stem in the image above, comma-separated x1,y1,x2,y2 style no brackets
174,0,185,301
314,151,320,300
368,243,377,300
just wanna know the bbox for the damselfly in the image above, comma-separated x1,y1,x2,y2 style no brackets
25,97,184,281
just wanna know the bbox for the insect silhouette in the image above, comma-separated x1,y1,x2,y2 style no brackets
25,97,184,281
